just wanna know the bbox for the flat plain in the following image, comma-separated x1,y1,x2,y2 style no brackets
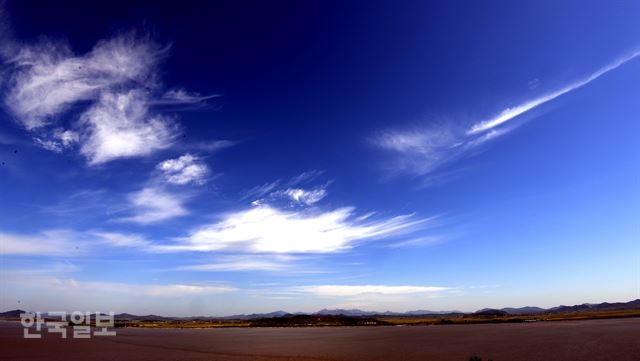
1,318,639,361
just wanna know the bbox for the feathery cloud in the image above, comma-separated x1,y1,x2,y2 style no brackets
79,90,177,164
0,230,85,256
241,180,281,200
0,229,160,256
4,272,236,297
1,24,214,164
287,188,326,205
375,50,640,178
276,187,327,206
468,49,640,135
159,205,425,253
286,170,325,187
178,255,298,272
3,34,164,130
157,89,219,105
90,231,154,248
119,187,188,224
297,285,449,297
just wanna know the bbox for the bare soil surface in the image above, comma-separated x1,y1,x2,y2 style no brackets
1,318,639,361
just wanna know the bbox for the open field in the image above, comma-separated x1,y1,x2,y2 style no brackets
378,309,640,326
2,317,639,361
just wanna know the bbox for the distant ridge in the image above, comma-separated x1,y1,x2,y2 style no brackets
472,308,509,317
2,299,638,321
0,309,25,318
500,306,546,315
221,311,289,320
315,308,463,317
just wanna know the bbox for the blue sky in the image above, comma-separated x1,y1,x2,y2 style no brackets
0,1,639,316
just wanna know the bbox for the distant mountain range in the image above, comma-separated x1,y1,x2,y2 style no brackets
315,308,463,317
2,299,638,321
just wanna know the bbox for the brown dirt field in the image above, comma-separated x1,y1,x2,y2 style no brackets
1,318,639,361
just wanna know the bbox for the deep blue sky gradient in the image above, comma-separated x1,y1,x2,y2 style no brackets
0,0,639,315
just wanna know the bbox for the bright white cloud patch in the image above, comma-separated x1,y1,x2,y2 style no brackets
297,285,449,297
120,187,188,224
160,205,425,253
80,90,176,164
157,154,209,185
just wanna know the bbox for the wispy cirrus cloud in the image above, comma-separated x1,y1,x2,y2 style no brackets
89,231,154,248
385,235,444,249
297,285,449,297
286,170,324,187
241,180,282,201
468,49,640,135
0,230,85,256
0,229,153,255
243,171,330,209
375,50,640,178
177,254,300,272
157,89,220,105
3,34,165,130
286,187,327,205
0,15,215,164
118,186,188,224
3,270,236,297
272,187,328,206
159,205,426,254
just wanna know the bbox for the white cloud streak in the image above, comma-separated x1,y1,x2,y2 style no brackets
90,231,153,248
159,205,426,253
119,187,188,224
157,89,219,105
0,230,84,256
468,49,640,134
241,180,281,201
178,255,298,272
286,170,324,187
376,50,640,178
386,235,443,248
4,272,236,297
0,229,161,256
297,285,449,297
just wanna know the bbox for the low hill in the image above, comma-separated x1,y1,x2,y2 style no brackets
4,299,638,322
501,306,546,315
471,309,509,317
0,309,25,319
250,314,387,327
